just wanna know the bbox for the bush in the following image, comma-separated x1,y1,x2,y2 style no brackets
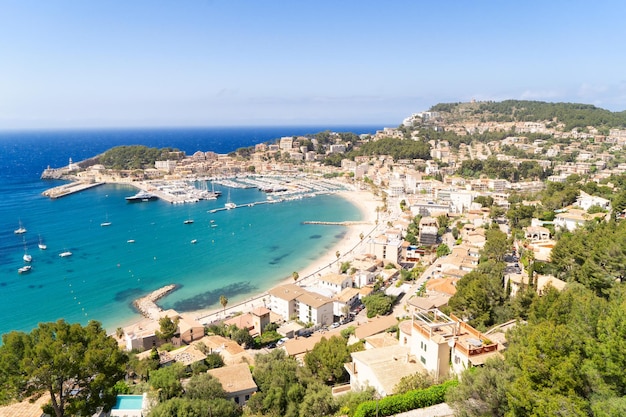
353,380,458,417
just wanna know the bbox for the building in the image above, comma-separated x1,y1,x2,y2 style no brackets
295,291,334,326
208,363,258,406
319,273,353,294
400,309,504,380
344,344,425,397
267,283,306,321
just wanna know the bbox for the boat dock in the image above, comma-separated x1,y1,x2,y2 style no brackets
42,181,104,199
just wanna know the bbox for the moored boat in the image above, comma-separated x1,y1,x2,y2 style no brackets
59,251,72,257
18,265,32,274
126,190,158,202
14,220,26,234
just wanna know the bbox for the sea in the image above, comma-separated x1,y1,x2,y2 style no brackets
0,126,383,338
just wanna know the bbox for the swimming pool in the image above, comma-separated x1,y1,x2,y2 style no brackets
113,395,144,410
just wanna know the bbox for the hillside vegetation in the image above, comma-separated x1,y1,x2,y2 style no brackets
430,100,626,131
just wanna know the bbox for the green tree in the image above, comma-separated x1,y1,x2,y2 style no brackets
393,372,436,395
184,373,227,400
220,295,228,314
149,362,186,402
436,243,451,258
362,292,395,318
0,320,128,417
482,227,509,263
446,357,514,417
149,397,240,417
298,381,337,417
156,315,179,342
304,336,351,384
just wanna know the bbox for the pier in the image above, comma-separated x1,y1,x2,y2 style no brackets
42,181,104,199
133,284,177,320
302,221,373,226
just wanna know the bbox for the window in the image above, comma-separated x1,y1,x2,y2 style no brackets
245,395,250,401
420,356,426,364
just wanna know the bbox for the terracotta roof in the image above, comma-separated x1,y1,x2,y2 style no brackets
0,394,50,417
267,283,305,301
354,315,398,340
208,363,257,395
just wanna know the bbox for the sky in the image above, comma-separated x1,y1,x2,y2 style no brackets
1,1,625,129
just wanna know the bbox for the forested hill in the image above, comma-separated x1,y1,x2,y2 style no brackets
429,100,626,131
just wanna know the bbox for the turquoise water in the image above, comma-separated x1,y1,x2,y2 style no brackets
0,183,359,336
0,127,379,338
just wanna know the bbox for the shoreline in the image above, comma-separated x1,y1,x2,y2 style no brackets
120,186,382,330
187,187,382,325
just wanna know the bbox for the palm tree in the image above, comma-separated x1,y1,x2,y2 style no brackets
292,271,299,282
219,295,228,314
116,327,124,339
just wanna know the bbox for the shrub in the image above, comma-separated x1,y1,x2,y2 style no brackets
353,380,458,417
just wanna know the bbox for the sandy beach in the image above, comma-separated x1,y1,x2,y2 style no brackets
190,187,383,325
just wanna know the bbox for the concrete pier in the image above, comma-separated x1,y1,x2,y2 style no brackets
42,181,104,199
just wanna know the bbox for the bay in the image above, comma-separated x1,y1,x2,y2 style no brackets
0,126,381,337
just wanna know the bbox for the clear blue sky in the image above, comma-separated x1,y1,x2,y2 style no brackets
1,1,625,129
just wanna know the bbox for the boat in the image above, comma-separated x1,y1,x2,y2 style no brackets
224,190,236,209
125,190,159,202
14,220,27,234
38,235,47,250
18,265,32,274
183,219,194,224
101,214,112,227
23,252,32,262
190,239,197,244
59,251,72,257
127,239,135,243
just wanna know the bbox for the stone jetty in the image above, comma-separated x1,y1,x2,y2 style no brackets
133,284,177,320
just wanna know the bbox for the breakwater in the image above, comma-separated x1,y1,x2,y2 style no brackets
133,284,177,320
302,221,372,226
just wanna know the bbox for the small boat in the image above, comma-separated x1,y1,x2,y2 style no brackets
101,213,112,227
183,219,194,224
127,239,135,244
23,253,32,262
59,251,72,257
210,224,218,228
190,239,197,244
14,220,27,234
38,235,47,250
18,265,32,274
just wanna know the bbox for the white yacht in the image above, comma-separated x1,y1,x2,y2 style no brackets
38,235,47,250
59,251,72,257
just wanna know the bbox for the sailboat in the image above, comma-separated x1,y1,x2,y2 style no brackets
38,235,47,250
101,213,112,227
224,189,236,209
14,220,27,234
23,239,32,263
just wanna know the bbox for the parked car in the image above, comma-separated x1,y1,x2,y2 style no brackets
330,322,340,329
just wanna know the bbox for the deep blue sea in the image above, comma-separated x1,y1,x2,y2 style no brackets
0,126,382,337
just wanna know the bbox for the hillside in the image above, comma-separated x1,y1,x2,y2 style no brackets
428,100,626,132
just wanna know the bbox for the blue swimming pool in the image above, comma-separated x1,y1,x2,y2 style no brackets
114,395,144,410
